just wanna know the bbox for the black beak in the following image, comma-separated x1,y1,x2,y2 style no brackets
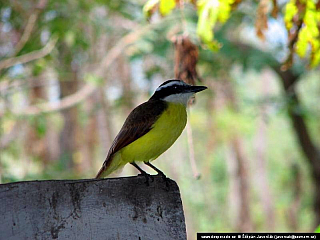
188,85,208,93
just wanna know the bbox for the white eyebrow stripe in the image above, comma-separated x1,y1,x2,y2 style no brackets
156,81,186,91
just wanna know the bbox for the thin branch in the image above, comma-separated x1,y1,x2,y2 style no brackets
12,83,96,116
186,114,201,179
95,24,153,76
0,36,58,72
14,0,48,55
14,13,38,55
6,24,154,116
0,77,56,94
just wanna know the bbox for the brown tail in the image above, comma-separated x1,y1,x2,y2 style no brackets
95,152,122,178
95,164,106,179
95,154,113,179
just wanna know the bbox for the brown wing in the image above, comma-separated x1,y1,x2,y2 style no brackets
95,99,167,178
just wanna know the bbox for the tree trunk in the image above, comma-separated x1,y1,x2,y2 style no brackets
273,67,320,227
221,77,253,232
254,70,275,230
59,76,79,169
226,40,320,228
76,94,97,174
97,88,113,155
118,55,134,115
225,136,252,232
58,43,79,170
232,136,253,232
25,75,47,160
286,163,302,231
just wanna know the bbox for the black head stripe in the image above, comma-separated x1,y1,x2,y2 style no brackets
150,80,189,100
158,79,182,88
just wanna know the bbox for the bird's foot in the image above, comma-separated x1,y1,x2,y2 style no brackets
157,172,167,181
143,162,169,189
157,172,170,189
138,172,154,186
131,162,153,186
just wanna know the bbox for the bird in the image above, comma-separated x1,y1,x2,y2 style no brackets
95,79,207,182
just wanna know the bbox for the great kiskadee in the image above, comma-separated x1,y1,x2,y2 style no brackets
95,79,207,180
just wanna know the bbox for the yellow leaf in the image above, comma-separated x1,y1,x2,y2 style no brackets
218,0,235,23
197,0,218,43
284,0,298,29
296,28,308,57
159,0,176,16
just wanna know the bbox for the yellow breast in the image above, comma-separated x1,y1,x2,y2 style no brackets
120,102,187,164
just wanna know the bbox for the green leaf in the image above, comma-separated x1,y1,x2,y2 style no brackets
84,73,104,85
315,225,320,233
64,31,75,47
205,39,222,51
32,59,47,76
36,117,47,137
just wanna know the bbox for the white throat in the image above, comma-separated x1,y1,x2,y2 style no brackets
163,93,194,106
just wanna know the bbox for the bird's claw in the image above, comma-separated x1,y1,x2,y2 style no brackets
138,173,154,186
157,173,169,189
